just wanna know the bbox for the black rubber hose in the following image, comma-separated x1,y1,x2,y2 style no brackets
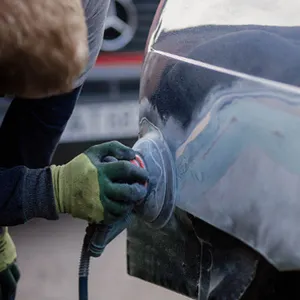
78,155,140,300
78,234,91,300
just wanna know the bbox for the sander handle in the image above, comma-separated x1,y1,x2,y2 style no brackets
86,155,147,258
85,222,120,257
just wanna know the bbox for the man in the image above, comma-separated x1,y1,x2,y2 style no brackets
0,0,149,299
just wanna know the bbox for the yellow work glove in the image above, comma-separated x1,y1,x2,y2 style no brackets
0,227,20,300
51,141,148,224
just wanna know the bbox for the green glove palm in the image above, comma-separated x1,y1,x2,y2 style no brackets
51,141,148,224
0,227,20,300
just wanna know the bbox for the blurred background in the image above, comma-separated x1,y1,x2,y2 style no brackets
1,0,189,299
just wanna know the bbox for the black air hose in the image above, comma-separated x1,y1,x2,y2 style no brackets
79,232,92,300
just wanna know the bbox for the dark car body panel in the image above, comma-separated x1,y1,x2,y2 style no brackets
127,0,300,299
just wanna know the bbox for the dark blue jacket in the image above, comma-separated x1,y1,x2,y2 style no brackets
0,86,82,226
0,0,110,226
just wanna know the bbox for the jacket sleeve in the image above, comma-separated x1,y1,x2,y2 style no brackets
0,86,82,168
0,166,58,226
75,0,110,88
0,87,82,226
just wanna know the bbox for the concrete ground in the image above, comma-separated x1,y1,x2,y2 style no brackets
9,216,189,300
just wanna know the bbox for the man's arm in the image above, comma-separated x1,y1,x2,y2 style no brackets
76,0,110,87
0,166,58,226
0,0,111,168
0,0,112,225
0,86,82,168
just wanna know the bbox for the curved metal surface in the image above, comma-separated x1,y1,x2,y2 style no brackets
127,1,300,299
139,0,300,272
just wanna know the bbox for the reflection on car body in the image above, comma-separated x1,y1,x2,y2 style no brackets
127,0,300,299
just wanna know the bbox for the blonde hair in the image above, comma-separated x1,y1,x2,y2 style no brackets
0,0,89,98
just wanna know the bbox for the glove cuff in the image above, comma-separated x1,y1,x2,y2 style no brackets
22,167,59,222
50,154,104,222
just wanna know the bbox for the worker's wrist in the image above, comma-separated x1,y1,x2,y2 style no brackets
22,167,59,222
50,164,65,214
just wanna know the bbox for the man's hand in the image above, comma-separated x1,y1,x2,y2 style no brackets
51,141,149,224
0,227,20,300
